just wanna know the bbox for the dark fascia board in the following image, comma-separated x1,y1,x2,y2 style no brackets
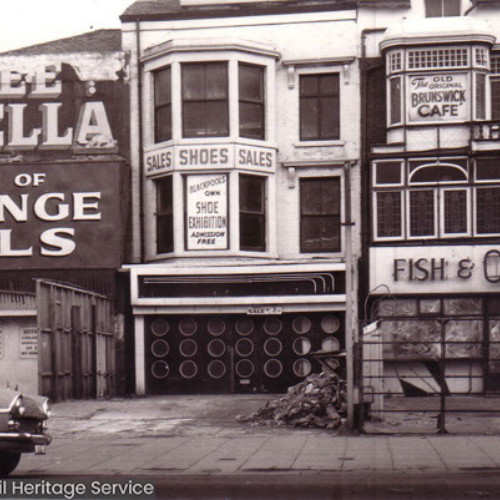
473,0,500,4
120,1,360,22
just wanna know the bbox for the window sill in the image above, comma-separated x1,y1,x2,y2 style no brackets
294,140,345,148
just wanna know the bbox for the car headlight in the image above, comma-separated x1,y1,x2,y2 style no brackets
13,395,25,417
42,399,52,418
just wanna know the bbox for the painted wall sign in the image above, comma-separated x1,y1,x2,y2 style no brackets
0,63,119,153
186,174,228,250
0,162,123,269
19,328,38,359
144,144,275,176
370,245,500,294
408,73,469,122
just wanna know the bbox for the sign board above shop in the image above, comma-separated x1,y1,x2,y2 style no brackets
407,73,469,123
370,245,500,294
0,162,124,269
0,60,126,156
144,144,276,176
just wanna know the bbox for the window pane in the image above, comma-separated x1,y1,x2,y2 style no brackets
240,213,265,251
240,175,264,213
205,63,228,99
444,190,467,234
183,102,229,137
319,75,339,96
240,102,264,140
320,96,340,139
375,162,402,184
155,105,171,143
300,75,318,97
300,97,319,140
425,0,442,16
239,64,263,102
492,79,500,120
376,191,402,237
477,187,500,233
444,0,460,15
322,179,341,215
410,165,466,183
301,216,340,252
182,64,205,100
409,190,435,236
301,180,322,215
476,73,486,120
476,158,500,180
390,77,401,124
154,67,171,106
157,177,173,254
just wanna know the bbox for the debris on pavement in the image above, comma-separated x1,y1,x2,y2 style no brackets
237,372,347,430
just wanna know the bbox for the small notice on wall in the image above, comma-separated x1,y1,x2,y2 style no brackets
19,328,38,358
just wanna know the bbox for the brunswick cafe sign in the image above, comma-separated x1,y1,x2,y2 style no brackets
370,246,500,294
144,143,276,175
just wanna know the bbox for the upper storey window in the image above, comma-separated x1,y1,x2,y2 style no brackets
425,0,460,17
407,48,468,70
239,63,265,140
299,74,340,141
182,62,229,138
154,67,172,143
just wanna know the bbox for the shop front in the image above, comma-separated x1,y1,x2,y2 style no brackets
129,263,347,395
369,245,500,395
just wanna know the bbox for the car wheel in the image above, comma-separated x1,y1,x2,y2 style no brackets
0,452,21,476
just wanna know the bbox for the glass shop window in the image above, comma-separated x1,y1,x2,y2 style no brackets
240,174,266,251
182,62,229,138
299,74,340,141
154,66,172,143
156,176,174,254
239,63,265,140
300,177,341,252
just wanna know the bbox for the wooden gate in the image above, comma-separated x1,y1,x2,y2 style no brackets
37,280,116,401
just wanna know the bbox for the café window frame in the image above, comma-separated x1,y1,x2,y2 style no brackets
239,174,266,252
239,63,265,140
491,53,500,120
181,61,229,138
372,159,500,241
154,66,172,143
299,177,341,253
299,73,340,141
156,175,174,254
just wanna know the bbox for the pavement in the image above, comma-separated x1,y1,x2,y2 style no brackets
13,394,500,477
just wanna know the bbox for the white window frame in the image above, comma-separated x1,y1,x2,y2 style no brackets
474,186,500,237
439,186,472,238
406,188,439,240
373,190,405,242
372,160,404,187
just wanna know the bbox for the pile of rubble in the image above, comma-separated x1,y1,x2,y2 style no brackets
238,372,347,430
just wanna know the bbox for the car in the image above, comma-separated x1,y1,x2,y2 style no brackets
0,388,51,476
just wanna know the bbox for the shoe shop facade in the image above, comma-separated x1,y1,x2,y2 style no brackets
363,0,500,396
121,0,362,419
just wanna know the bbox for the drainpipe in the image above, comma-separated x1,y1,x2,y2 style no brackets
135,20,145,264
